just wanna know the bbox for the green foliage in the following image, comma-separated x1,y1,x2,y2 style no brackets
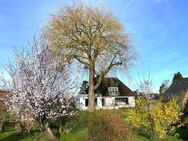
0,110,13,122
0,110,15,132
159,83,165,94
79,80,89,94
173,72,183,82
182,101,188,121
182,101,188,133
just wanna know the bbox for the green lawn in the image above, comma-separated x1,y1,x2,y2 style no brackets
0,126,185,141
0,131,44,141
0,120,187,141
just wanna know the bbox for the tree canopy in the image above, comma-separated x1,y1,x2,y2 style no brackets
45,3,137,111
173,72,183,82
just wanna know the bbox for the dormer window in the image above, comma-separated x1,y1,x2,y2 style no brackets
108,87,119,96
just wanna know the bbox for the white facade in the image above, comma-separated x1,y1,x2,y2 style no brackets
77,94,135,110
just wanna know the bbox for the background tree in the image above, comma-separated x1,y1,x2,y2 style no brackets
0,39,76,141
80,80,89,95
159,83,165,95
173,72,183,82
159,80,170,95
45,3,137,112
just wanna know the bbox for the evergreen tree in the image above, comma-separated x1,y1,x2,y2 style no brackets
159,83,165,94
159,80,170,94
80,80,89,94
173,72,183,82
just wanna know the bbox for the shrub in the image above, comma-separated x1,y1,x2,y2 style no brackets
80,110,133,141
126,98,180,140
0,110,14,132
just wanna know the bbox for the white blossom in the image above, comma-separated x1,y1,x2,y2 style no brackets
1,38,77,122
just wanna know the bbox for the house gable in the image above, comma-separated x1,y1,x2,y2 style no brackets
78,77,135,110
95,77,135,97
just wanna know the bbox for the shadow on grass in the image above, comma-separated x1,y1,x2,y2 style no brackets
1,128,43,141
176,126,188,141
1,133,29,141
136,128,150,140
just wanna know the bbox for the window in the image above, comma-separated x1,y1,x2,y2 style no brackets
115,98,129,106
85,99,88,106
85,98,98,107
102,98,105,106
108,87,119,96
124,98,129,104
95,98,98,106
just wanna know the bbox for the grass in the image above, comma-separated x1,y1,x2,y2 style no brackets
0,125,185,141
60,129,87,141
0,115,187,141
133,135,184,141
1,130,184,141
0,123,44,141
0,132,44,141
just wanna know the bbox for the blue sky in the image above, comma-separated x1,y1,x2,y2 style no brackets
0,0,188,92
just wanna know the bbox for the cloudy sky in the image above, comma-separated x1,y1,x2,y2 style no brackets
0,0,188,92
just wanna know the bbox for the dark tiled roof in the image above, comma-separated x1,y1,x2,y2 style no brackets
164,78,188,100
95,77,135,96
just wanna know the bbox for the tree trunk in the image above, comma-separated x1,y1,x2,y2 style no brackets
59,117,64,134
15,122,24,133
0,120,4,132
41,118,57,141
88,63,95,112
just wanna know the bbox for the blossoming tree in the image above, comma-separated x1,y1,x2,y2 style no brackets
1,39,76,140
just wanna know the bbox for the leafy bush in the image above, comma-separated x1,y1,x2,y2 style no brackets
182,101,188,123
0,110,15,132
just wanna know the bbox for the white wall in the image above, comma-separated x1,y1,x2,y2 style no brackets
105,97,115,107
97,97,102,108
79,97,86,110
128,96,135,107
78,96,135,110
78,95,103,110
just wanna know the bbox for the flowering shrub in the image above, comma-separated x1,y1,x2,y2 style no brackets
1,39,77,140
126,98,180,140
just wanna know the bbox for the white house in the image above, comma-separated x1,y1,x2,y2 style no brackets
77,77,135,110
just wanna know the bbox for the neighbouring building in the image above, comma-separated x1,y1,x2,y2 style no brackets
76,77,136,110
164,77,188,109
135,90,159,100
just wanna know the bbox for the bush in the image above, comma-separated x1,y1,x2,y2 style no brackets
126,98,180,140
80,110,133,141
0,110,13,132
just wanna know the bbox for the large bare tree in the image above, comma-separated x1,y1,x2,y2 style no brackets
46,3,137,112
